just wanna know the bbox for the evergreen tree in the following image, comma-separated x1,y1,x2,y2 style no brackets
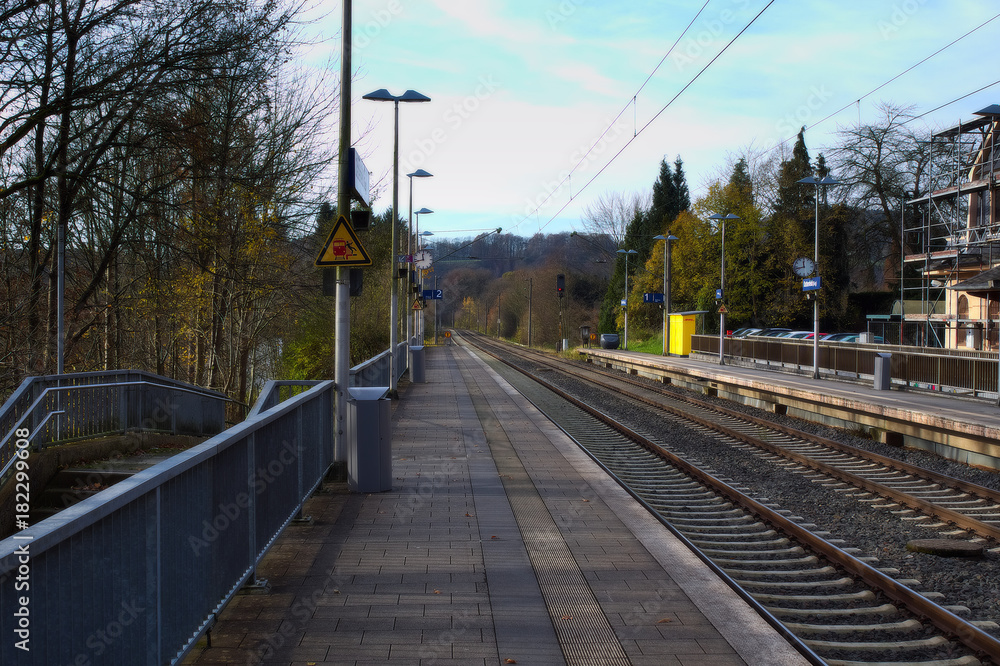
764,128,815,326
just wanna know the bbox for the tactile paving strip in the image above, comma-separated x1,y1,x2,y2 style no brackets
459,353,631,666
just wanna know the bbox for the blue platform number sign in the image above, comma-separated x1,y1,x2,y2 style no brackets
643,293,664,304
422,289,443,300
802,277,821,292
716,289,723,300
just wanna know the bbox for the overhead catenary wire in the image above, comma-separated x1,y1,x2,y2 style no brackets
521,0,776,235
520,0,713,221
515,5,998,236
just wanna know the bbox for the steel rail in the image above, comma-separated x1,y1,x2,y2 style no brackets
463,332,1000,663
514,339,1000,542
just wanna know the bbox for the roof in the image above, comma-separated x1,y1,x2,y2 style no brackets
948,265,1000,294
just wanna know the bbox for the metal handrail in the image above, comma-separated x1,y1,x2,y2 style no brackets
0,380,230,487
0,380,336,665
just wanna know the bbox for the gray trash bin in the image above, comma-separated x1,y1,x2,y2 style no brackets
874,352,891,390
348,386,391,492
600,333,620,350
410,345,425,383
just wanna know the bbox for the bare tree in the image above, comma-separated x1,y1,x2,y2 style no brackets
831,103,933,289
580,189,649,248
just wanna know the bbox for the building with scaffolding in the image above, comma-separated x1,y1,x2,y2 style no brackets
898,104,1000,350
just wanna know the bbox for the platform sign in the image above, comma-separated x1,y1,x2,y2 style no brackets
643,293,664,304
716,289,723,300
315,215,372,267
347,148,370,207
422,289,443,300
802,276,821,291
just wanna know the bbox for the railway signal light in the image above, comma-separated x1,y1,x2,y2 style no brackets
557,274,565,298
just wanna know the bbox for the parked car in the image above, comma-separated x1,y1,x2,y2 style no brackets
822,333,851,341
752,328,792,337
731,327,762,337
779,331,813,339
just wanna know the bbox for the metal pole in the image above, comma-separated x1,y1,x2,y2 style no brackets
434,276,438,345
813,185,820,379
527,278,533,347
623,253,629,350
719,219,726,365
389,99,399,396
407,177,413,357
662,239,667,356
334,0,352,465
666,235,673,356
57,223,65,374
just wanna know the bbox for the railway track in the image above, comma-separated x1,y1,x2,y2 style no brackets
458,331,1000,666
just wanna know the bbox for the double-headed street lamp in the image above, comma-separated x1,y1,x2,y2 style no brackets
797,175,840,379
653,233,678,356
417,226,433,340
405,171,432,354
362,89,430,395
617,248,638,350
709,213,740,365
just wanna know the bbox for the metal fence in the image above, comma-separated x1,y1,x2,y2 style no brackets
0,379,335,665
0,371,229,486
348,341,409,388
692,335,999,395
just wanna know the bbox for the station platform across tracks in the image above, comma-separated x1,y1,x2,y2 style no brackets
183,343,805,666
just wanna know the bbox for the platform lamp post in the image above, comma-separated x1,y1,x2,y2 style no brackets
654,233,678,356
417,227,433,341
362,89,430,396
405,171,432,373
798,175,840,379
709,213,740,365
617,249,638,350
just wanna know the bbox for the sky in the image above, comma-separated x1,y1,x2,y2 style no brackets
301,1,1000,240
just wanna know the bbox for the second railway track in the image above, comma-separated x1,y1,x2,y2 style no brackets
457,331,1000,665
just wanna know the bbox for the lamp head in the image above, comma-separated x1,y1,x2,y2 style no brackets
399,90,431,103
416,208,434,215
408,169,433,178
362,88,395,102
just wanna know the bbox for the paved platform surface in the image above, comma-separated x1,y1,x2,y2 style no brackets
183,343,806,666
583,347,1000,457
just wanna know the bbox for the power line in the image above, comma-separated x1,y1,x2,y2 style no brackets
521,0,713,221
784,12,1000,149
527,0,776,234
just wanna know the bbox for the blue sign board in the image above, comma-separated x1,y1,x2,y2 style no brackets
643,292,664,304
716,289,723,300
422,289,443,300
802,276,821,291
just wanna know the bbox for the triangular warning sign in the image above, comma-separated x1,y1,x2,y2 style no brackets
315,215,372,267
718,304,728,314
412,299,424,310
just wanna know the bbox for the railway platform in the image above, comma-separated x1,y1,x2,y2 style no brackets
183,342,806,666
581,347,1000,470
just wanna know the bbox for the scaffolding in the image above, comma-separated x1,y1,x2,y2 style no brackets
901,104,1000,349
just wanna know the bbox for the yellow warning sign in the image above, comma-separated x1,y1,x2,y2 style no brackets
718,304,728,314
315,215,371,267
411,299,424,311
